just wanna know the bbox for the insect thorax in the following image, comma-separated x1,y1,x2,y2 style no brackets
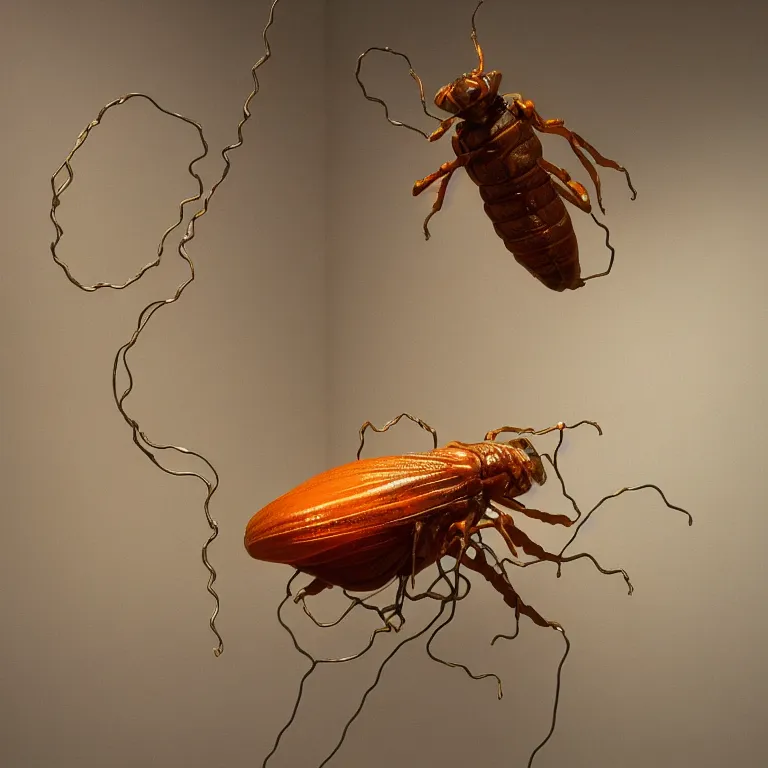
455,440,545,495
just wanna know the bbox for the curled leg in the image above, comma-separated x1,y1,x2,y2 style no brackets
413,152,473,196
412,145,490,237
420,169,454,240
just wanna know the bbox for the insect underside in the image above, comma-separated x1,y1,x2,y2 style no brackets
355,0,637,292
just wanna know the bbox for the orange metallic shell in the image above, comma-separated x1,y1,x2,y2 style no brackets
454,111,581,292
245,446,485,592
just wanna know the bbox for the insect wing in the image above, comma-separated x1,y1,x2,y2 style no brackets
245,448,481,567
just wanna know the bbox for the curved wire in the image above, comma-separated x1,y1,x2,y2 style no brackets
423,557,505,700
315,557,467,767
49,0,284,657
354,46,442,139
558,483,694,571
527,623,570,768
357,411,438,459
262,569,456,768
582,213,618,283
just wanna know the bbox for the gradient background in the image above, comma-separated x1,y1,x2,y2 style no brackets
2,0,767,766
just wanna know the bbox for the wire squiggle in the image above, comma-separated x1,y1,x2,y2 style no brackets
49,0,284,657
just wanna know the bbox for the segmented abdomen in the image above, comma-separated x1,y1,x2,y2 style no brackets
460,118,583,292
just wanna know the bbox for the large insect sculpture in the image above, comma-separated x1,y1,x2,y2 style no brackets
246,413,693,767
355,0,637,292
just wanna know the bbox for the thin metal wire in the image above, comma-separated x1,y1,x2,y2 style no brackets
296,580,396,629
315,556,468,768
357,411,438,459
263,566,463,768
354,46,442,139
527,623,570,768
49,0,284,657
423,556,505,700
558,483,694,573
582,213,618,283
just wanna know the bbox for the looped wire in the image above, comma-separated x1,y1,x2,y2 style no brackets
355,45,442,139
49,0,285,657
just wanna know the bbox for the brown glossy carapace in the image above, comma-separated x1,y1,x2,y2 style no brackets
408,5,635,291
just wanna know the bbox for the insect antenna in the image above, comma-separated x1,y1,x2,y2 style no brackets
536,429,693,574
557,484,693,571
50,0,285,658
355,46,443,139
534,419,604,523
470,1,486,74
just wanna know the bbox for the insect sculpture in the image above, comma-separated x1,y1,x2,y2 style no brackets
355,0,637,292
246,413,693,767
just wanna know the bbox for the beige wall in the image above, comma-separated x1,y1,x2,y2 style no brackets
3,0,767,766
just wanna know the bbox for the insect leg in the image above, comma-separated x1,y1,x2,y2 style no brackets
525,103,636,212
356,412,438,459
420,169,455,240
413,153,471,196
489,507,634,594
461,544,548,627
537,157,592,212
493,496,574,527
537,153,622,283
